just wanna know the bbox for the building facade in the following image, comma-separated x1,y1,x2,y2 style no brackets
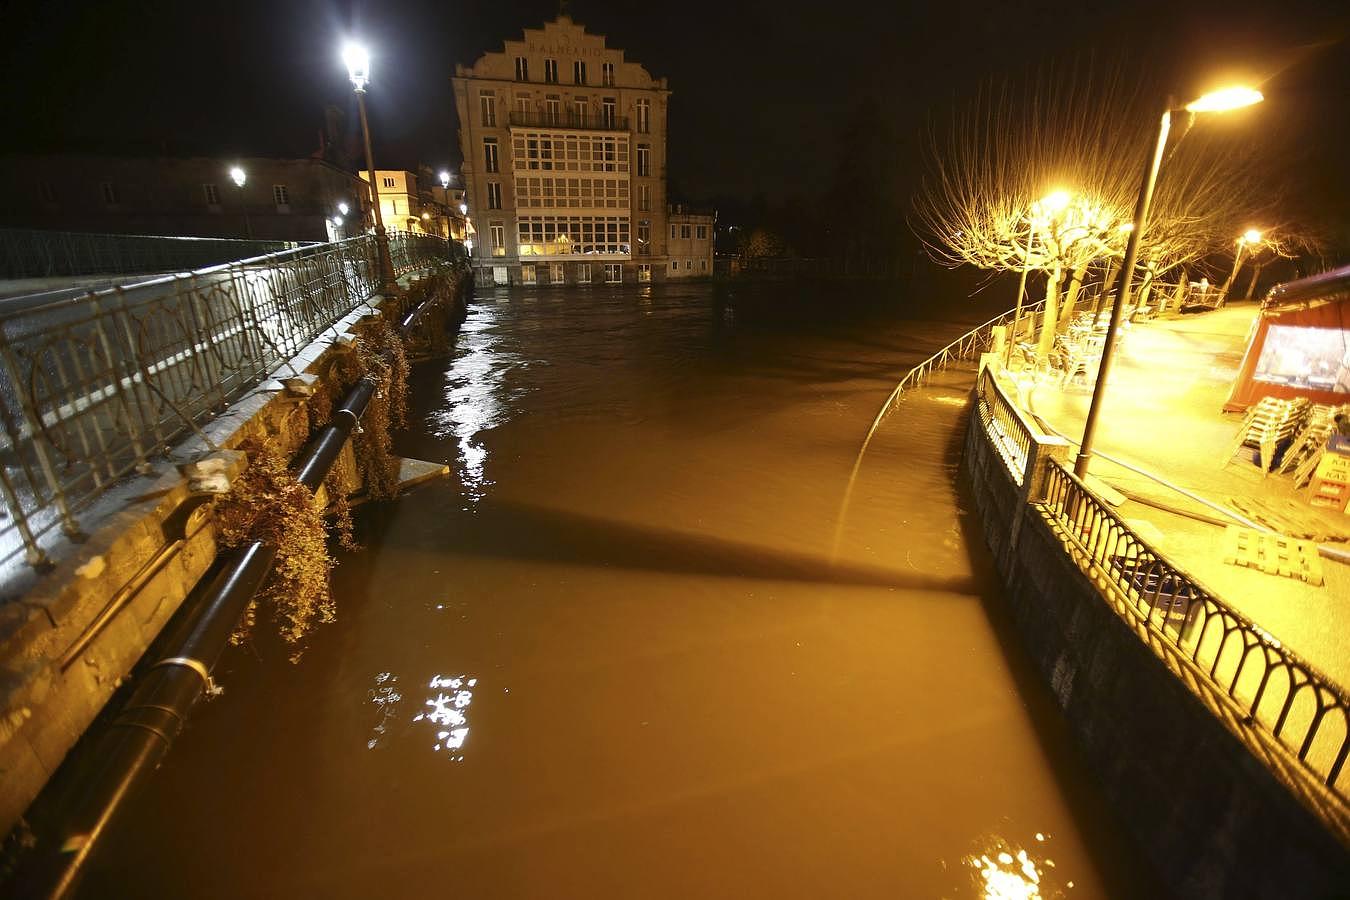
666,205,716,279
359,168,468,240
0,155,370,243
452,15,671,286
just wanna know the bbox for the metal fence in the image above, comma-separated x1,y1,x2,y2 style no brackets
0,232,454,568
971,367,1350,837
0,227,294,280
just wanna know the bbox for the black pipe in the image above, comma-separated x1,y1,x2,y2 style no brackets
8,375,375,899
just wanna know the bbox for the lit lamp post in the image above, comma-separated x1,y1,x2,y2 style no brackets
343,41,397,291
1005,190,1070,366
1073,85,1263,479
1218,227,1262,306
229,165,252,239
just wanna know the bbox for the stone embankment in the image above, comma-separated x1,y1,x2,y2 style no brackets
0,268,470,835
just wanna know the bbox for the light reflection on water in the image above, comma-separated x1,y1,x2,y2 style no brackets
367,672,478,763
963,833,1073,900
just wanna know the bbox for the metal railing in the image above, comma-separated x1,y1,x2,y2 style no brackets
508,110,630,132
0,232,455,568
0,227,294,280
974,368,1033,485
970,368,1350,838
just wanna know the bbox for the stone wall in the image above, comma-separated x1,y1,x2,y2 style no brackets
962,363,1350,899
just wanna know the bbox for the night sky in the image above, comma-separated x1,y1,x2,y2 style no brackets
3,0,1348,240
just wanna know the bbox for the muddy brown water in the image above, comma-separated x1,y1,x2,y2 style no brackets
79,281,1157,899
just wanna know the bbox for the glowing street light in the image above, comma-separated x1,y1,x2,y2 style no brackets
338,201,350,216
343,40,395,287
1074,85,1264,478
1219,228,1265,305
1006,190,1075,365
227,165,251,239
439,170,451,189
1242,227,1263,245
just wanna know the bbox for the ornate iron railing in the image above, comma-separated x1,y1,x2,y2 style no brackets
0,227,294,280
974,367,1033,485
507,110,630,132
0,232,454,569
1034,427,1350,839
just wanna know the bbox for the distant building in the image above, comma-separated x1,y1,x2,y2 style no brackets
361,168,471,242
451,15,672,286
666,205,716,279
0,154,370,243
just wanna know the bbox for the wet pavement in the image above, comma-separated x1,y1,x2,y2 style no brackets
79,281,1158,899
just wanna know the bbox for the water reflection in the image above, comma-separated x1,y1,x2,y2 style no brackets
431,304,522,506
963,833,1071,900
412,674,477,762
366,672,402,751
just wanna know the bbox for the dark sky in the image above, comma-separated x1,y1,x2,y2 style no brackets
3,0,1348,224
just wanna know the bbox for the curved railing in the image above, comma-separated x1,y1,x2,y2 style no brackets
973,365,1350,842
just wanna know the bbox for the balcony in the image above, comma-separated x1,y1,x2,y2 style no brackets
509,110,630,132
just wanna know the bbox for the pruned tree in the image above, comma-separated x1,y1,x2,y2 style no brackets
913,60,1281,348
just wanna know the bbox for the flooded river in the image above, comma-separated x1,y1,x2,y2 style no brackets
81,281,1156,898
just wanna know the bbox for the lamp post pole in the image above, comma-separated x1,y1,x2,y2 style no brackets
1073,102,1173,479
345,42,397,293
229,166,252,240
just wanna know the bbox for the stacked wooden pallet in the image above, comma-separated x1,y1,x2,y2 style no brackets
1223,397,1310,475
1280,403,1350,487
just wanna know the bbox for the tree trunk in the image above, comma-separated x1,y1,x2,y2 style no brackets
1244,260,1266,300
1217,246,1245,308
1093,258,1118,321
1136,260,1157,312
1036,265,1063,361
1057,261,1090,331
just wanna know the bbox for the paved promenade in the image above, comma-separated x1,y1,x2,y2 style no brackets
1019,303,1350,685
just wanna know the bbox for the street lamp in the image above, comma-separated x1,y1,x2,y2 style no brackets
344,40,396,291
338,201,350,216
1219,228,1264,306
439,170,451,190
228,165,252,239
1073,84,1263,478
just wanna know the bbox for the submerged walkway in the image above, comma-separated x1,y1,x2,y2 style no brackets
1021,303,1350,686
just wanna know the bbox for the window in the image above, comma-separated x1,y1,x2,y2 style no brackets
602,62,615,86
686,259,693,269
637,220,650,254
636,99,650,134
100,181,117,206
602,97,617,128
572,99,588,126
382,176,396,189
490,222,506,256
573,60,587,84
637,144,650,177
272,184,290,207
202,183,221,206
681,224,691,239
522,264,537,284
639,184,651,211
604,263,622,283
670,260,678,272
696,225,708,240
577,263,591,283
487,182,502,209
545,96,561,125
516,94,531,116
480,93,497,127
670,224,677,240
638,263,651,282
39,181,57,204
515,57,529,81
515,215,630,256
484,138,499,173
544,58,558,83
550,262,564,283
700,259,708,272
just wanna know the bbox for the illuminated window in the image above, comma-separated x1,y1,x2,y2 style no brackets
483,138,499,173
382,176,396,188
602,62,615,86
636,99,650,134
202,183,220,206
544,58,558,83
522,263,537,284
490,222,505,256
514,57,529,81
550,262,564,283
638,263,651,282
602,97,617,128
480,93,496,127
515,214,630,256
573,60,587,84
605,263,621,283
637,219,650,254
100,181,117,206
486,182,502,209
637,144,650,177
272,184,290,207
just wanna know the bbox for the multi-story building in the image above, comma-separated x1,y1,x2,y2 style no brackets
452,15,671,286
665,204,716,279
0,154,370,243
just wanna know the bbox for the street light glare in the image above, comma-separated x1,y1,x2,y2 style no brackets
343,42,371,90
228,166,246,188
1243,228,1263,244
338,202,349,215
439,170,451,187
1184,86,1263,113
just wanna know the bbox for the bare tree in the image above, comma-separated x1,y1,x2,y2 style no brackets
913,60,1280,346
